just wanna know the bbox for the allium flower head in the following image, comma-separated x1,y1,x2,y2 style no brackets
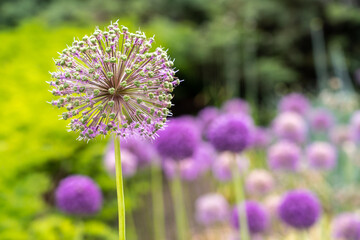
104,148,138,177
55,175,103,216
49,21,179,141
251,127,272,149
198,106,220,134
308,108,335,132
245,169,275,196
273,112,307,143
278,93,310,115
121,136,158,166
231,201,269,234
306,142,337,170
162,157,201,181
212,152,249,181
195,193,229,226
332,213,360,240
207,114,254,152
267,141,301,172
222,98,250,114
278,190,321,229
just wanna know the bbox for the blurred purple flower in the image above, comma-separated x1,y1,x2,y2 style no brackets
121,136,158,166
162,157,201,181
245,169,275,196
222,98,250,114
212,152,249,181
278,93,310,115
273,112,307,144
195,193,229,226
104,148,138,177
251,127,272,149
267,141,301,172
308,108,335,132
193,142,217,173
332,213,360,240
198,107,220,134
306,142,337,170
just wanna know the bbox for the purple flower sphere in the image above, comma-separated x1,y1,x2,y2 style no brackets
278,93,310,115
195,193,229,226
332,213,360,240
155,119,200,160
308,108,335,132
212,152,249,181
251,127,272,149
198,107,220,134
104,148,138,177
121,136,157,166
267,141,301,172
278,190,321,229
273,112,307,143
162,157,201,181
222,98,250,114
193,142,216,173
207,114,254,152
306,142,337,170
245,169,275,196
350,111,360,142
231,201,269,234
55,175,103,216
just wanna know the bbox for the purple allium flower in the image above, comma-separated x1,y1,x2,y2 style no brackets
278,93,310,115
155,118,200,161
308,108,335,132
272,112,307,144
222,98,250,115
121,136,158,166
104,148,138,177
207,114,254,152
251,127,272,149
330,125,351,145
195,193,229,226
245,169,275,196
350,111,360,143
192,142,216,173
49,21,180,141
267,141,301,172
198,106,220,134
278,190,321,229
212,152,249,181
332,213,360,240
306,142,337,170
55,175,103,216
162,157,201,181
231,201,269,234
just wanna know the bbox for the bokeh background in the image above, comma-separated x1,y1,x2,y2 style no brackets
2,0,360,239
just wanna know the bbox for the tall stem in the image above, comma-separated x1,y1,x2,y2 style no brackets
114,134,126,240
232,153,250,240
151,162,166,240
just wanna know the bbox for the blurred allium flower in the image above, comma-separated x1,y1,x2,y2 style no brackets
308,108,335,132
251,127,272,149
55,175,103,216
350,111,360,143
212,152,249,181
155,118,200,160
195,193,229,226
245,169,275,196
49,21,179,141
330,125,351,145
306,142,337,170
222,98,250,114
273,112,307,143
332,213,360,240
193,142,216,173
197,107,220,134
278,190,321,229
121,136,158,166
162,157,200,181
207,114,254,152
104,148,138,177
267,141,301,172
231,201,269,234
278,93,310,115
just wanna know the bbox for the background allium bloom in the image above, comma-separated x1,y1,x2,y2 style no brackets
350,111,360,142
273,112,307,143
278,190,321,229
195,193,229,226
251,127,272,149
245,169,275,196
207,114,254,152
330,125,351,145
162,157,201,181
222,98,250,114
155,119,200,160
55,175,103,216
49,21,179,141
332,213,360,240
104,148,138,177
197,107,220,134
306,142,337,170
308,108,334,131
121,136,157,166
231,201,269,234
267,141,301,171
212,152,249,181
278,93,310,115
193,143,216,173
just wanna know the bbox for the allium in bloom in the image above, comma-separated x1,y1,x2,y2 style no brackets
49,21,179,141
332,213,360,240
278,93,310,115
195,193,229,226
350,111,360,142
212,152,249,181
197,106,220,134
278,190,321,229
162,157,200,181
308,108,334,132
121,136,157,166
306,142,337,170
222,98,250,114
231,201,269,234
251,127,272,149
104,148,137,177
273,112,307,143
267,141,301,172
207,114,254,152
245,169,275,196
55,175,103,216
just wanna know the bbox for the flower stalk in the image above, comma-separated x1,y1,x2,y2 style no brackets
151,162,166,240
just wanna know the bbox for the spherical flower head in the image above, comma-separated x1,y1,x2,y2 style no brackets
278,93,310,115
231,201,269,234
162,157,201,181
251,127,272,149
55,175,103,216
198,106,220,134
222,98,250,115
195,193,229,226
49,21,180,141
212,152,249,181
306,141,337,170
332,213,360,240
207,114,254,152
273,112,307,143
278,189,321,229
267,141,301,172
104,148,138,177
154,118,201,160
350,111,360,143
308,108,335,132
245,169,275,196
120,136,158,166
192,142,216,173
330,125,351,146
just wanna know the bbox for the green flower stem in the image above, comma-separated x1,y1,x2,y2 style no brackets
232,154,250,240
170,170,189,240
151,162,166,240
114,134,126,240
127,208,138,240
